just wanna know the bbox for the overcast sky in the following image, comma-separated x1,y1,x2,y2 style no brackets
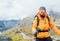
0,0,60,20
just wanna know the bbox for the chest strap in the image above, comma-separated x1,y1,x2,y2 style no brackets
36,28,50,32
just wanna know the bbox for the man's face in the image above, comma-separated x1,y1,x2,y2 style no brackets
39,9,46,15
39,8,46,18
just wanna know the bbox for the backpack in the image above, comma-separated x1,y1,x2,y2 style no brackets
34,15,50,31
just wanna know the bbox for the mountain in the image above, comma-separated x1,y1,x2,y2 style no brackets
19,15,34,29
0,11,60,41
49,10,60,22
0,19,21,32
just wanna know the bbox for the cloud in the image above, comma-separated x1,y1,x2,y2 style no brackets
0,0,24,20
0,0,60,20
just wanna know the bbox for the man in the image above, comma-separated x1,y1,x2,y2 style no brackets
32,7,60,41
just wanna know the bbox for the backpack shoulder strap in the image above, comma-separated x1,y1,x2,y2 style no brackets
34,15,40,26
34,15,50,25
46,16,50,31
46,16,50,23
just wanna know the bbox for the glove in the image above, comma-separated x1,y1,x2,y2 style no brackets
34,28,40,37
34,32,37,37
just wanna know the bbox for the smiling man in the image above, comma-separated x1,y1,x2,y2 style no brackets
32,6,60,41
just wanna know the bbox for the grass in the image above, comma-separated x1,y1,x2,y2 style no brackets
0,26,60,41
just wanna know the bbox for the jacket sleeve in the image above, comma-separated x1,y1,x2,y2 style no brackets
32,17,37,34
49,17,60,36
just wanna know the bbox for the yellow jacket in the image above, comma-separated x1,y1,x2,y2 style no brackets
32,12,60,38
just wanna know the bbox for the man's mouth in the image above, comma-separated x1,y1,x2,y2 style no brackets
40,15,45,18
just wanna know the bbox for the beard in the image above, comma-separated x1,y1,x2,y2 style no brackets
40,14,45,18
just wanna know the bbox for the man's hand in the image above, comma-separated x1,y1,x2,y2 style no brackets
34,32,37,37
34,28,40,37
